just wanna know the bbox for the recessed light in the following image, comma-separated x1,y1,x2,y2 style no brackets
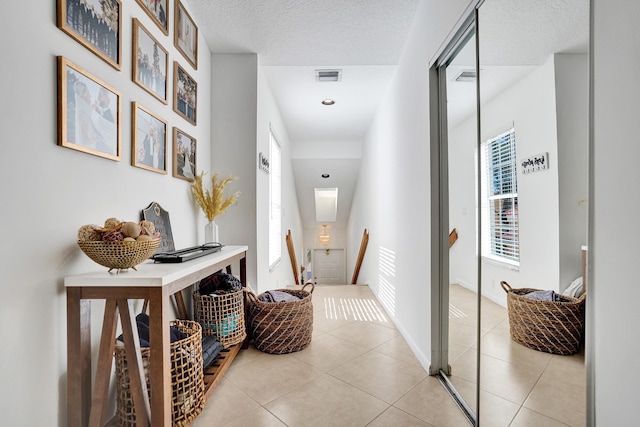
321,174,330,178
321,99,335,106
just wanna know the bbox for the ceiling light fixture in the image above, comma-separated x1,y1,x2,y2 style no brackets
321,99,335,106
320,224,331,244
321,173,330,178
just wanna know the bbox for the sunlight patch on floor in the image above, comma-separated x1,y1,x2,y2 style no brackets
449,303,468,319
323,297,388,322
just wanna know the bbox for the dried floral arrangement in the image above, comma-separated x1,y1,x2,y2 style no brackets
191,172,240,221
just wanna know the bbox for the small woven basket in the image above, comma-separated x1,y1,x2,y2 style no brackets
114,319,204,427
78,239,160,271
501,281,586,355
193,289,246,348
247,282,314,354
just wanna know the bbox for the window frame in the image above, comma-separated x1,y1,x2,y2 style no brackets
479,127,520,267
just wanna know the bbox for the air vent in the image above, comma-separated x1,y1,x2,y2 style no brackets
315,69,342,82
454,70,476,82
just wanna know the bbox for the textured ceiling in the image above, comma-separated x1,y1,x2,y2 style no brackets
185,0,589,230
262,65,397,142
185,0,420,229
186,0,420,65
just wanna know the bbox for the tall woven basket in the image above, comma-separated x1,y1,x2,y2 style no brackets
193,289,246,348
247,282,314,354
114,319,205,426
501,281,586,355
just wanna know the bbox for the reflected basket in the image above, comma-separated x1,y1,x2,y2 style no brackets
78,239,160,272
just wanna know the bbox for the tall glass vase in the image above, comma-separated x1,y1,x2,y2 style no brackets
204,220,219,243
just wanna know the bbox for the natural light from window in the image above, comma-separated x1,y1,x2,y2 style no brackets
378,246,396,316
449,303,468,319
322,297,388,322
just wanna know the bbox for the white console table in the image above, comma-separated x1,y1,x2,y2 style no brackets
65,245,248,427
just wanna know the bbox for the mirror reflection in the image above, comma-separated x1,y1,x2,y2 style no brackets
444,0,589,425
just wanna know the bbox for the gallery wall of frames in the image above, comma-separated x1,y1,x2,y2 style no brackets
56,0,200,182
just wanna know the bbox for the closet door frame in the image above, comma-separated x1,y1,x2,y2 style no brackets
429,5,482,425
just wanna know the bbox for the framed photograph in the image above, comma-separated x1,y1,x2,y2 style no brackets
172,127,196,181
173,62,197,125
174,0,198,69
135,0,168,35
57,0,122,70
57,56,121,161
132,102,167,174
133,18,168,104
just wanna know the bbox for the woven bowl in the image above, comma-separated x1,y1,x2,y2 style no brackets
78,239,160,271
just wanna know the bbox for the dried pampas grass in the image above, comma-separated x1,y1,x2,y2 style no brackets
191,171,240,221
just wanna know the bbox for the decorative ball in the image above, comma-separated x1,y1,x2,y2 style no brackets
136,234,153,242
102,230,124,241
123,237,136,242
139,220,155,236
77,224,101,242
104,217,122,229
121,222,142,238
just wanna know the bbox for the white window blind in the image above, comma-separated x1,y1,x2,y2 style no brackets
480,128,519,264
269,129,282,269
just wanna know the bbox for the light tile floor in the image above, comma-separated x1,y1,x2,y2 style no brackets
192,284,585,427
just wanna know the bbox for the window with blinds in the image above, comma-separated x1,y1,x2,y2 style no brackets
480,128,519,264
269,129,282,269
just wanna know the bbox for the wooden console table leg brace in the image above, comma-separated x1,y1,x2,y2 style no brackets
66,246,248,427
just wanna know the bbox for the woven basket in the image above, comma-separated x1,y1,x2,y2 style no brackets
78,239,160,271
193,289,246,349
247,282,314,354
501,281,586,355
114,319,204,427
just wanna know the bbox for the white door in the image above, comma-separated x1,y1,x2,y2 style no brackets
313,249,346,285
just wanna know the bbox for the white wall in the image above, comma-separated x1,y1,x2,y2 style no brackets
256,64,304,291
555,53,589,290
591,0,640,424
347,0,476,371
211,55,303,293
211,53,259,288
0,1,211,425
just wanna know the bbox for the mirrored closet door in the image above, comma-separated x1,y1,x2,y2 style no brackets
436,0,589,425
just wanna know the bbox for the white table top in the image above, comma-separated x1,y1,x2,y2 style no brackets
65,245,248,287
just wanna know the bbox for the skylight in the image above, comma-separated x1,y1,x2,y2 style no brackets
314,188,338,222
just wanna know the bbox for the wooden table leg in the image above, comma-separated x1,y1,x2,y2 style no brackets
88,299,119,427
67,289,91,427
118,299,151,426
239,256,250,348
148,288,172,426
174,290,188,320
240,256,246,286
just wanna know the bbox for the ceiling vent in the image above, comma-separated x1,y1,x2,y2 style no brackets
454,70,476,82
315,69,342,82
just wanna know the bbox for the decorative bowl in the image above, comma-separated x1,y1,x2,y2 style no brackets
78,239,160,272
